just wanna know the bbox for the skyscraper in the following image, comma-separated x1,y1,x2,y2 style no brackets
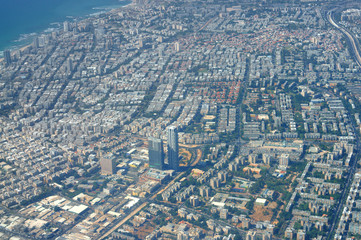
148,137,164,170
100,153,116,175
63,21,70,32
32,37,39,49
138,36,143,49
175,42,180,52
67,59,73,73
4,50,11,65
167,126,179,171
279,154,289,168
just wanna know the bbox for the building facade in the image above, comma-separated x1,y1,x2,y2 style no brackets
148,137,164,170
100,154,116,175
167,126,179,171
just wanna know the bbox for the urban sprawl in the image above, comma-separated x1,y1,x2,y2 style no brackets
1,0,361,239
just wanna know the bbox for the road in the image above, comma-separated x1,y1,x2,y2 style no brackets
323,10,361,239
308,85,360,239
326,131,360,239
99,171,185,239
99,202,148,240
326,11,361,67
191,149,203,167
150,171,185,199
323,94,360,239
198,17,215,32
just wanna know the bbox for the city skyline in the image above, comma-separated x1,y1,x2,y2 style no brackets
0,0,361,239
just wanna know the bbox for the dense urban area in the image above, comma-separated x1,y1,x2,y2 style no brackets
1,0,361,239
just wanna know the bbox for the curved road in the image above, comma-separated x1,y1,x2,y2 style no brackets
327,11,361,67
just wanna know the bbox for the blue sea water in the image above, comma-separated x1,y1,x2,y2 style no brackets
0,0,131,52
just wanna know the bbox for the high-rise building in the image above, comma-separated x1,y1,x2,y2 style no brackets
67,59,73,73
175,42,180,52
148,137,164,170
199,186,211,198
210,177,220,189
189,195,199,207
167,126,179,171
285,228,294,239
297,230,306,240
263,154,271,165
279,154,289,168
32,37,39,49
63,21,70,32
138,36,143,49
246,230,256,240
248,154,257,164
4,50,11,65
263,232,272,240
177,232,188,240
100,154,116,175
51,31,58,40
38,36,46,47
220,208,228,219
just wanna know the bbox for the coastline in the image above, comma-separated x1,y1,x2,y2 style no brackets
0,0,132,57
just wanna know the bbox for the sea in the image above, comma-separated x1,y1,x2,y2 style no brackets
0,0,131,54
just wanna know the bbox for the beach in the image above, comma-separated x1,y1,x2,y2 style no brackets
0,0,131,54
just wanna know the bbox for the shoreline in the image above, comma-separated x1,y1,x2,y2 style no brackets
0,0,132,56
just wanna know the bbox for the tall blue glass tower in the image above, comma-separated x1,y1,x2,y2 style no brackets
148,137,164,170
167,126,179,171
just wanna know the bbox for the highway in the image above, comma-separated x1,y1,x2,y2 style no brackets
326,11,361,67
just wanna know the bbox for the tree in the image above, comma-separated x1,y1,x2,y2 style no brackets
246,197,255,211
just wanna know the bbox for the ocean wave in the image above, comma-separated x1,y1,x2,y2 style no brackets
93,7,111,10
14,33,37,43
93,4,128,11
44,28,57,33
89,11,107,16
